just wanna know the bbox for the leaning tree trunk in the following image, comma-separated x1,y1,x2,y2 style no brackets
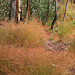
9,0,15,21
16,0,21,23
51,0,57,30
63,0,69,21
43,0,50,25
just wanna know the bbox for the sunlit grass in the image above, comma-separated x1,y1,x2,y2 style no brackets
0,19,45,47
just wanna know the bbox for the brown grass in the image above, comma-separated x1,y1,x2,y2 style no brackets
0,19,47,48
0,44,75,75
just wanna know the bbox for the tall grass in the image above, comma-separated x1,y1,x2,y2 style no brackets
57,21,72,40
52,1,75,41
0,46,61,75
0,19,45,47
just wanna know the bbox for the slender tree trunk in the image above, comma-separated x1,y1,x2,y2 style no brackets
51,0,57,30
16,0,21,23
43,0,50,25
28,0,31,19
16,0,19,22
63,0,68,21
18,0,21,22
24,0,31,21
9,0,12,20
9,0,15,21
20,0,22,21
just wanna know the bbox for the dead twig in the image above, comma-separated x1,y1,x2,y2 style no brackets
44,41,57,53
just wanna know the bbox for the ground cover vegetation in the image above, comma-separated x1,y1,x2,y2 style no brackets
0,0,75,75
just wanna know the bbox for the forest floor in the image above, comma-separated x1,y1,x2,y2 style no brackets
0,19,75,75
0,2,75,75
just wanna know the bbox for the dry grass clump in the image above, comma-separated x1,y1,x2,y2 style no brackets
0,19,45,47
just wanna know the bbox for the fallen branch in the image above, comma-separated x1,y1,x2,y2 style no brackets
44,41,57,53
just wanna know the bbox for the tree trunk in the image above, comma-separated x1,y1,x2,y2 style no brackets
63,0,68,21
9,0,15,21
43,0,50,25
16,0,21,23
28,0,31,20
24,0,31,21
51,0,57,30
20,0,22,21
9,0,12,20
74,0,75,3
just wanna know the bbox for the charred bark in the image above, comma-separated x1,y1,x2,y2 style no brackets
51,0,57,30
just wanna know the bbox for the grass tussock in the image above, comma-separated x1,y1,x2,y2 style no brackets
0,19,45,47
57,21,72,40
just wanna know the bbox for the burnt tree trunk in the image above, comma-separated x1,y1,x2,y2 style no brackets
43,0,51,25
51,0,57,30
63,0,68,21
